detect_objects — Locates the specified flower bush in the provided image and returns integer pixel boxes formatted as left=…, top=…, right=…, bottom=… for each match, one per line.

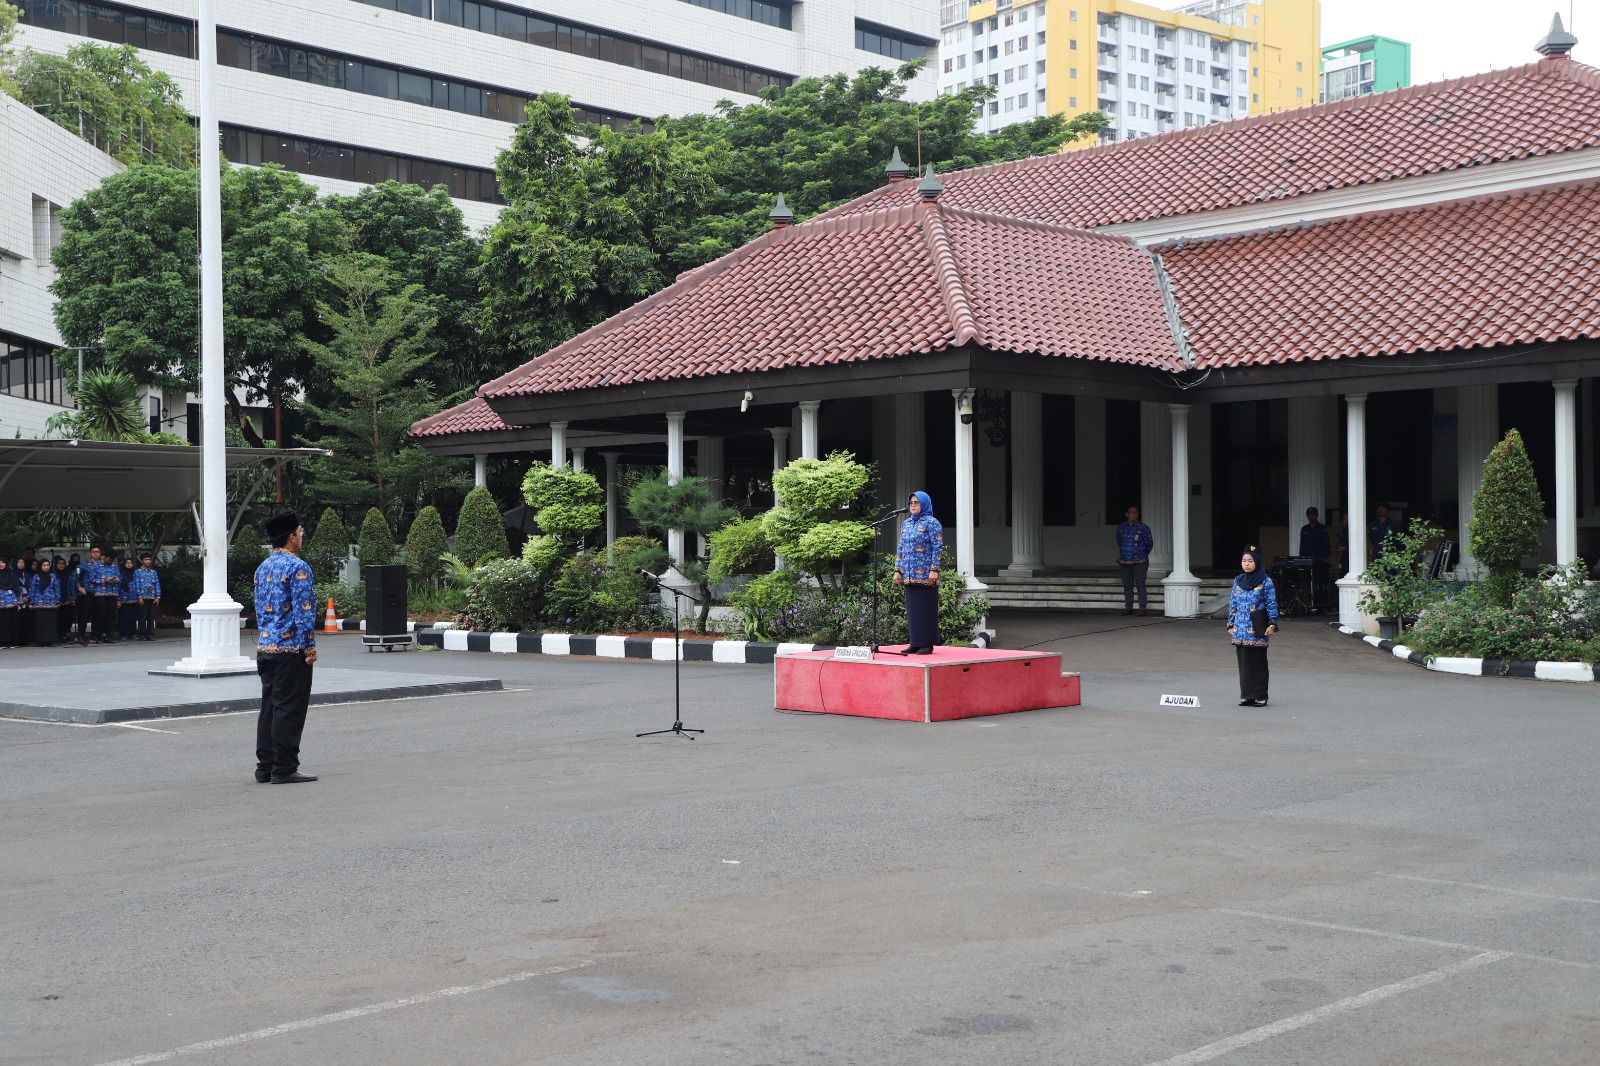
left=1407, top=561, right=1599, bottom=665
left=460, top=539, right=667, bottom=634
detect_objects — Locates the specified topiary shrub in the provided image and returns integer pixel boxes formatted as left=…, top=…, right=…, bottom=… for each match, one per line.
left=707, top=516, right=773, bottom=584
left=1468, top=429, right=1547, bottom=606
left=357, top=507, right=395, bottom=570
left=522, top=461, right=604, bottom=541
left=760, top=452, right=874, bottom=577
left=404, top=505, right=448, bottom=589
left=454, top=485, right=508, bottom=568
left=302, top=507, right=351, bottom=582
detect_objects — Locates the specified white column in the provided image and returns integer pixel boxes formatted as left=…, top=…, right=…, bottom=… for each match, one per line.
left=1139, top=400, right=1173, bottom=576
left=167, top=0, right=252, bottom=676
left=696, top=436, right=725, bottom=558
left=893, top=392, right=926, bottom=506
left=665, top=411, right=686, bottom=564
left=601, top=451, right=621, bottom=547
left=798, top=400, right=821, bottom=459
left=1337, top=394, right=1369, bottom=629
left=1162, top=404, right=1201, bottom=617
left=549, top=421, right=568, bottom=470
left=1456, top=384, right=1498, bottom=575
left=473, top=453, right=487, bottom=488
left=1287, top=396, right=1327, bottom=548
left=1003, top=391, right=1045, bottom=576
left=952, top=389, right=984, bottom=590
left=1555, top=379, right=1579, bottom=564
left=570, top=447, right=586, bottom=473
left=770, top=427, right=791, bottom=569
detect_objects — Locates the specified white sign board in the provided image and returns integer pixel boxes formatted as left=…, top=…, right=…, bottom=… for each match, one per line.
left=1159, top=694, right=1200, bottom=708
left=833, top=645, right=874, bottom=662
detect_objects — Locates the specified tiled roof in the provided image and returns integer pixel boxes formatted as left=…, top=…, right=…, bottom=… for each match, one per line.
left=476, top=200, right=1184, bottom=401
left=410, top=397, right=511, bottom=439
left=1158, top=180, right=1600, bottom=368
left=817, top=60, right=1600, bottom=230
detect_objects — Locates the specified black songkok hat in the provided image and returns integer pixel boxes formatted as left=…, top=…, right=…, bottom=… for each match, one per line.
left=263, top=512, right=300, bottom=539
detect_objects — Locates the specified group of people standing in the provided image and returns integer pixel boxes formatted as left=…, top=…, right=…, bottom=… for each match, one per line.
left=0, top=548, right=162, bottom=649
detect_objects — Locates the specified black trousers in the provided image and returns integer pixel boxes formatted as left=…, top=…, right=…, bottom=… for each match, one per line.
left=92, top=596, right=117, bottom=641
left=119, top=602, right=138, bottom=638
left=904, top=582, right=939, bottom=649
left=256, top=652, right=314, bottom=778
left=136, top=600, right=157, bottom=638
left=1235, top=643, right=1270, bottom=702
left=1121, top=561, right=1149, bottom=609
left=75, top=594, right=92, bottom=641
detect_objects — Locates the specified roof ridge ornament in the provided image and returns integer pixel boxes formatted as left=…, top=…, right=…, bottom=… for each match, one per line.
left=917, top=163, right=944, bottom=201
left=885, top=146, right=912, bottom=182
left=1536, top=12, right=1578, bottom=59
left=768, top=192, right=795, bottom=228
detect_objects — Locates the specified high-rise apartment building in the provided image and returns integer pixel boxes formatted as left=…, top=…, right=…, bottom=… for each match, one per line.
left=936, top=0, right=1319, bottom=144
left=1321, top=35, right=1411, bottom=102
left=12, top=0, right=939, bottom=231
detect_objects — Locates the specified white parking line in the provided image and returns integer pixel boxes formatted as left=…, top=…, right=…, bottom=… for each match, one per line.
left=110, top=723, right=180, bottom=734
left=1383, top=872, right=1600, bottom=906
left=91, top=960, right=593, bottom=1066
left=1142, top=951, right=1510, bottom=1066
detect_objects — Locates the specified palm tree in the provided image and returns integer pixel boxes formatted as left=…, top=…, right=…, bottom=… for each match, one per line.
left=64, top=370, right=145, bottom=442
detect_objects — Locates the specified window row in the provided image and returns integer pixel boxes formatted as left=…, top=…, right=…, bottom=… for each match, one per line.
left=14, top=0, right=194, bottom=58
left=855, top=21, right=929, bottom=62
left=678, top=0, right=792, bottom=30
left=216, top=31, right=647, bottom=133
left=221, top=126, right=503, bottom=204
left=0, top=333, right=68, bottom=408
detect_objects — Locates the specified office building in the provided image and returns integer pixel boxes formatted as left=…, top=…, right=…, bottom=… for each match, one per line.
left=1322, top=35, right=1411, bottom=102
left=936, top=0, right=1319, bottom=143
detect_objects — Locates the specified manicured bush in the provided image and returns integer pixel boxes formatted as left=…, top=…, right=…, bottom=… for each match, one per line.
left=1409, top=562, right=1599, bottom=665
left=404, top=505, right=448, bottom=588
left=522, top=461, right=603, bottom=540
left=462, top=558, right=548, bottom=633
left=1469, top=429, right=1546, bottom=606
left=302, top=507, right=351, bottom=582
left=357, top=507, right=395, bottom=569
left=760, top=452, right=873, bottom=576
left=312, top=580, right=365, bottom=620
left=706, top=516, right=772, bottom=583
left=454, top=486, right=508, bottom=567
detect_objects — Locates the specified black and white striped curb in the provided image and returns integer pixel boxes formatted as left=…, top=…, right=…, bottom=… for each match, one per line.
left=416, top=628, right=830, bottom=664
left=1331, top=623, right=1599, bottom=683
left=318, top=619, right=440, bottom=633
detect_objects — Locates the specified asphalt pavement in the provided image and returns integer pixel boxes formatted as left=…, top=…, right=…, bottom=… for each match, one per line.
left=2, top=613, right=1596, bottom=1065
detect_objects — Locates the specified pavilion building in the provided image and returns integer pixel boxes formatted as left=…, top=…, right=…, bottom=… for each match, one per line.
left=414, top=16, right=1600, bottom=629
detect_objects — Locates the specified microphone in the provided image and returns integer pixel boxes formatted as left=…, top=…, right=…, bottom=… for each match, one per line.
left=886, top=506, right=908, bottom=515
left=636, top=567, right=658, bottom=579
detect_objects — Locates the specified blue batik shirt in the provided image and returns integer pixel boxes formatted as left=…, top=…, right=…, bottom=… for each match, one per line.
left=133, top=568, right=161, bottom=599
left=87, top=560, right=120, bottom=596
left=1227, top=577, right=1279, bottom=648
left=1116, top=521, right=1154, bottom=564
left=118, top=569, right=140, bottom=604
left=254, top=550, right=317, bottom=653
left=895, top=514, right=944, bottom=584
left=29, top=572, right=62, bottom=608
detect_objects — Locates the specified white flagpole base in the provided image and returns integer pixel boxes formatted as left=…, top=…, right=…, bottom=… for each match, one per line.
left=156, top=595, right=257, bottom=677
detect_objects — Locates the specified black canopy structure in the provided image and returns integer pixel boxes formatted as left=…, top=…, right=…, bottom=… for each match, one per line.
left=0, top=439, right=329, bottom=538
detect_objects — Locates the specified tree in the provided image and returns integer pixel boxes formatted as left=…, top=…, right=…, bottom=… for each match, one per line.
left=321, top=182, right=486, bottom=397
left=302, top=507, right=351, bottom=582
left=454, top=486, right=508, bottom=568
left=9, top=42, right=195, bottom=166
left=521, top=461, right=603, bottom=541
left=299, top=254, right=440, bottom=513
left=0, top=2, right=19, bottom=97
left=1469, top=429, right=1547, bottom=606
left=760, top=452, right=874, bottom=577
left=46, top=370, right=144, bottom=442
left=357, top=507, right=395, bottom=569
left=626, top=472, right=736, bottom=630
left=479, top=94, right=719, bottom=361
left=51, top=164, right=338, bottom=446
left=404, top=505, right=448, bottom=589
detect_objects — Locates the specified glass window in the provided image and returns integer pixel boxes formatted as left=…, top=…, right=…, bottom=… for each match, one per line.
left=496, top=8, right=526, bottom=41
left=398, top=70, right=432, bottom=105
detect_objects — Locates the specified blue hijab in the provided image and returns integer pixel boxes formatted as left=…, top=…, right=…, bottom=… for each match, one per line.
left=909, top=490, right=932, bottom=518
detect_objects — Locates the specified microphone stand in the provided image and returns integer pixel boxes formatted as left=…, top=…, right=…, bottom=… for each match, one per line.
left=635, top=570, right=704, bottom=739
left=866, top=509, right=907, bottom=657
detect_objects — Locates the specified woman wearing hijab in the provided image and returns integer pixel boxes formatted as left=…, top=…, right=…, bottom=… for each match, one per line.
left=59, top=553, right=81, bottom=643
left=29, top=555, right=64, bottom=648
left=0, top=557, right=22, bottom=649
left=118, top=555, right=140, bottom=638
left=1227, top=547, right=1279, bottom=706
left=892, top=491, right=944, bottom=655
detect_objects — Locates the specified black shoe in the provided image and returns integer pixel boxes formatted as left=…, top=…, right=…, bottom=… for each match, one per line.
left=911, top=646, right=934, bottom=655
left=269, top=772, right=318, bottom=783
left=1253, top=699, right=1268, bottom=707
left=1239, top=699, right=1253, bottom=706
left=254, top=773, right=271, bottom=783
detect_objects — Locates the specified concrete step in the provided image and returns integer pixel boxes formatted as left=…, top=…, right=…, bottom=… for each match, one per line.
left=982, top=575, right=1233, bottom=611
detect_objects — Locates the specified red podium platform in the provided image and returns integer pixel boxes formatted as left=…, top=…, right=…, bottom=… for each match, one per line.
left=774, top=645, right=1081, bottom=722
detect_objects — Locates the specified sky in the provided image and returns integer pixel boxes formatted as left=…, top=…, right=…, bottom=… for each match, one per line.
left=1320, top=0, right=1599, bottom=82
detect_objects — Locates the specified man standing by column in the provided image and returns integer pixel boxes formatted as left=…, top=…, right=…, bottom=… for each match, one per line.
left=1116, top=504, right=1154, bottom=616
left=254, top=513, right=318, bottom=784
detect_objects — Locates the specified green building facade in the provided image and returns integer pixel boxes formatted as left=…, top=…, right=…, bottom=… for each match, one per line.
left=1321, top=35, right=1412, bottom=101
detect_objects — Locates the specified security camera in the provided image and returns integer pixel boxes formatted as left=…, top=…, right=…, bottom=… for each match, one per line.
left=740, top=390, right=753, bottom=413
left=960, top=412, right=975, bottom=425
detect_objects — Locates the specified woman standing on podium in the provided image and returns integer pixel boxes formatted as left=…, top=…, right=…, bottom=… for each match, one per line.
left=1227, top=547, right=1279, bottom=706
left=892, top=491, right=943, bottom=655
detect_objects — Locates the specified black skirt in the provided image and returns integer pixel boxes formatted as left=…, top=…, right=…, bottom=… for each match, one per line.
left=905, top=582, right=939, bottom=650
left=0, top=606, right=17, bottom=646
left=33, top=607, right=58, bottom=646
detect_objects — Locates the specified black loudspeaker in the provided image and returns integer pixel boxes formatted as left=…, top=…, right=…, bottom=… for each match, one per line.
left=364, top=565, right=409, bottom=637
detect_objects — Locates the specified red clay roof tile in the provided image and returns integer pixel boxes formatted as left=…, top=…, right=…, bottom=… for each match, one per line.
left=411, top=397, right=510, bottom=439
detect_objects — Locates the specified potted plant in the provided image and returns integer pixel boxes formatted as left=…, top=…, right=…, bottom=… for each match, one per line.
left=1359, top=518, right=1442, bottom=638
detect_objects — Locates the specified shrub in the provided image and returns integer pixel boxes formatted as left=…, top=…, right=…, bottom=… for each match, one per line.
left=357, top=507, right=395, bottom=569
left=608, top=534, right=663, bottom=570
left=404, top=505, right=448, bottom=588
left=228, top=534, right=266, bottom=612
left=728, top=569, right=803, bottom=643
left=521, top=533, right=567, bottom=571
left=156, top=546, right=202, bottom=615
left=706, top=516, right=772, bottom=583
left=454, top=485, right=508, bottom=567
left=303, top=507, right=351, bottom=582
left=1409, top=561, right=1599, bottom=665
left=312, top=580, right=365, bottom=620
left=523, top=461, right=603, bottom=540
left=760, top=452, right=874, bottom=576
left=1358, top=518, right=1442, bottom=633
left=1469, top=429, right=1546, bottom=606
left=462, top=558, right=548, bottom=632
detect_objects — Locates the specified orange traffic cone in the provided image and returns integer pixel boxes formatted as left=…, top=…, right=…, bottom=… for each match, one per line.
left=324, top=597, right=338, bottom=633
